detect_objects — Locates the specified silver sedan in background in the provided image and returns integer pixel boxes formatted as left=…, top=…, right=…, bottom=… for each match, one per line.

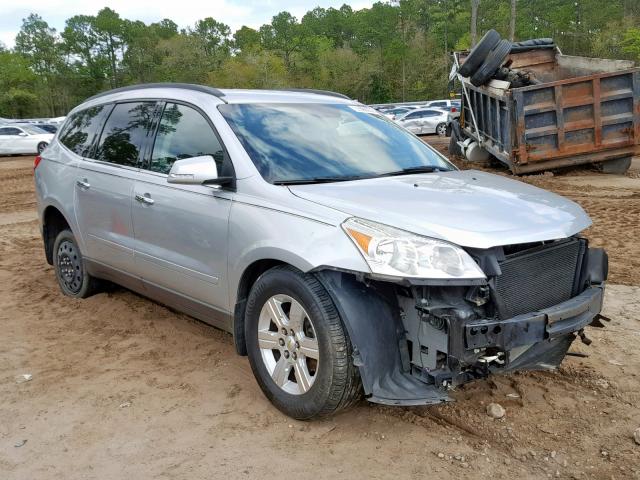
left=394, top=107, right=449, bottom=136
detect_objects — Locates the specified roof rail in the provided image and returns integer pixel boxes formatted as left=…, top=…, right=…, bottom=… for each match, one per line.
left=85, top=83, right=226, bottom=103
left=278, top=88, right=351, bottom=100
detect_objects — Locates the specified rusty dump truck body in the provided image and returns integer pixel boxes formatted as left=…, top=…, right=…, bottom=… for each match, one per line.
left=457, top=48, right=640, bottom=173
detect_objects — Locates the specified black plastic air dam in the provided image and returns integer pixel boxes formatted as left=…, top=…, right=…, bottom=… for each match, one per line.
left=315, top=270, right=449, bottom=406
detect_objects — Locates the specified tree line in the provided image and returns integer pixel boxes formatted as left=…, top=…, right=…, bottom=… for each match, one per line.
left=1, top=0, right=639, bottom=118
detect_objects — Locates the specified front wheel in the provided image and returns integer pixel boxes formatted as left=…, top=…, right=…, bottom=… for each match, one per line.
left=245, top=266, right=361, bottom=419
left=436, top=122, right=448, bottom=137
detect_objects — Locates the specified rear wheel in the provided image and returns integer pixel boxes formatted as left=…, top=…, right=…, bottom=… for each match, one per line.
left=245, top=266, right=361, bottom=419
left=436, top=122, right=448, bottom=137
left=449, top=121, right=463, bottom=157
left=37, top=142, right=48, bottom=154
left=599, top=157, right=631, bottom=174
left=53, top=229, right=99, bottom=298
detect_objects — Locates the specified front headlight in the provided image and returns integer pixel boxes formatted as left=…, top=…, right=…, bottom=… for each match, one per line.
left=342, top=217, right=486, bottom=280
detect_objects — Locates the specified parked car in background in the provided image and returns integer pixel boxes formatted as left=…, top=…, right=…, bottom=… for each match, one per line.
left=424, top=99, right=461, bottom=117
left=0, top=124, right=54, bottom=155
left=35, top=124, right=58, bottom=134
left=11, top=122, right=58, bottom=134
left=35, top=84, right=607, bottom=420
left=394, top=107, right=449, bottom=135
left=381, top=106, right=418, bottom=119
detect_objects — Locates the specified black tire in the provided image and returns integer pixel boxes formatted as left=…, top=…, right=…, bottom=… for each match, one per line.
left=52, top=229, right=99, bottom=298
left=449, top=121, right=463, bottom=157
left=599, top=156, right=631, bottom=174
left=245, top=265, right=361, bottom=419
left=458, top=29, right=501, bottom=77
left=436, top=122, right=448, bottom=137
left=470, top=39, right=512, bottom=87
left=37, top=142, right=48, bottom=154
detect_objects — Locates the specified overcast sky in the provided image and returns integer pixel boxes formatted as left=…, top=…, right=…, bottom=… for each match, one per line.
left=1, top=0, right=374, bottom=48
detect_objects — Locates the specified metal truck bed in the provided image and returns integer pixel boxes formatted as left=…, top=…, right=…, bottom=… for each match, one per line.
left=457, top=48, right=640, bottom=173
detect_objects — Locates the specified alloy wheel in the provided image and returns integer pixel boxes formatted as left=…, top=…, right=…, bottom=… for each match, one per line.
left=257, top=294, right=319, bottom=395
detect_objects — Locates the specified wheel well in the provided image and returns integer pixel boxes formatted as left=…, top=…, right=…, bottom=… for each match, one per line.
left=43, top=206, right=70, bottom=265
left=233, top=259, right=285, bottom=356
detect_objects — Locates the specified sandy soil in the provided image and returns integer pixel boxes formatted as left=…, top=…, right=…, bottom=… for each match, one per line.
left=1, top=152, right=639, bottom=479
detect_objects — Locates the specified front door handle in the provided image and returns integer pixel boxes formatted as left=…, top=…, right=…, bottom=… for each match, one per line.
left=135, top=193, right=155, bottom=205
left=76, top=179, right=90, bottom=189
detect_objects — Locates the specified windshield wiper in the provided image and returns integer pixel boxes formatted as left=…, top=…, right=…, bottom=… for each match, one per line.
left=376, top=165, right=450, bottom=177
left=274, top=175, right=367, bottom=185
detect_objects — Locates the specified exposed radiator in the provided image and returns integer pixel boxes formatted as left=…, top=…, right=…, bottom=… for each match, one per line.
left=494, top=239, right=583, bottom=319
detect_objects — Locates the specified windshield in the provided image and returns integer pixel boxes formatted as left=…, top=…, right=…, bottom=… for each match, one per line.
left=218, top=103, right=454, bottom=184
left=20, top=125, right=48, bottom=135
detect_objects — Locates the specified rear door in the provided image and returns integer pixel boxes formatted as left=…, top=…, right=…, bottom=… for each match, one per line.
left=421, top=110, right=443, bottom=133
left=131, top=101, right=233, bottom=316
left=74, top=101, right=158, bottom=272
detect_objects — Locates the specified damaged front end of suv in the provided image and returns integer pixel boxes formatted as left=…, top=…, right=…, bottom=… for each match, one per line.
left=315, top=218, right=608, bottom=406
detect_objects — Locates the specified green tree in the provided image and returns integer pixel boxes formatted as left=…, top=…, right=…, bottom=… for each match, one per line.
left=260, top=12, right=304, bottom=69
left=233, top=26, right=261, bottom=53
left=93, top=7, right=126, bottom=87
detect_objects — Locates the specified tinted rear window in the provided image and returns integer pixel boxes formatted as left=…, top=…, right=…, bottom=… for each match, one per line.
left=95, top=102, right=156, bottom=166
left=59, top=106, right=107, bottom=156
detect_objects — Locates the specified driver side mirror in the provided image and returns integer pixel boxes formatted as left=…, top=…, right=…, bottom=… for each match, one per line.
left=167, top=155, right=232, bottom=187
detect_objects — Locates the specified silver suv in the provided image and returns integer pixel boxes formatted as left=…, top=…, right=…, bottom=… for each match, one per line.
left=35, top=84, right=608, bottom=419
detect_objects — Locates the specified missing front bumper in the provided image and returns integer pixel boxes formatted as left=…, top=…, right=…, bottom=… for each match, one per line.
left=315, top=245, right=607, bottom=407
left=463, top=286, right=603, bottom=353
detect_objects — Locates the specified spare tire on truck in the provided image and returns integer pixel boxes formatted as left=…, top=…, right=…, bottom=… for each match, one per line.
left=470, top=39, right=513, bottom=87
left=458, top=29, right=501, bottom=77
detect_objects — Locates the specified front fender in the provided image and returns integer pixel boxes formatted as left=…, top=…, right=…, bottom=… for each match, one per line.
left=227, top=200, right=370, bottom=308
left=315, top=270, right=450, bottom=406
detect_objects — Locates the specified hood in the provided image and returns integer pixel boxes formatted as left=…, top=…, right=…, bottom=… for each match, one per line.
left=288, top=170, right=591, bottom=249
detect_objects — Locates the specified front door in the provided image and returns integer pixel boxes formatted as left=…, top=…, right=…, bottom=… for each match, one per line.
left=0, top=126, right=24, bottom=154
left=131, top=102, right=233, bottom=317
left=400, top=112, right=424, bottom=134
left=75, top=101, right=158, bottom=271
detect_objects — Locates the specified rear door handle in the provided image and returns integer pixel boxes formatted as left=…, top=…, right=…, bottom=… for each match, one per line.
left=135, top=193, right=155, bottom=205
left=76, top=179, right=90, bottom=189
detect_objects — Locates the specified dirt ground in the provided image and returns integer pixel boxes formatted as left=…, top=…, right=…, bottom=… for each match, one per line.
left=1, top=148, right=639, bottom=479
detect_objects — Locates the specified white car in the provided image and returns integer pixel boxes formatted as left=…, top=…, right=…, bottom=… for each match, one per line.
left=394, top=107, right=449, bottom=136
left=0, top=125, right=54, bottom=155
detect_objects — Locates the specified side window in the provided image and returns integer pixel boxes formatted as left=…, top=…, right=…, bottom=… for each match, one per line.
left=148, top=103, right=227, bottom=175
left=423, top=110, right=439, bottom=117
left=95, top=102, right=156, bottom=166
left=0, top=127, right=22, bottom=135
left=405, top=111, right=421, bottom=119
left=430, top=101, right=447, bottom=108
left=59, top=105, right=107, bottom=157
